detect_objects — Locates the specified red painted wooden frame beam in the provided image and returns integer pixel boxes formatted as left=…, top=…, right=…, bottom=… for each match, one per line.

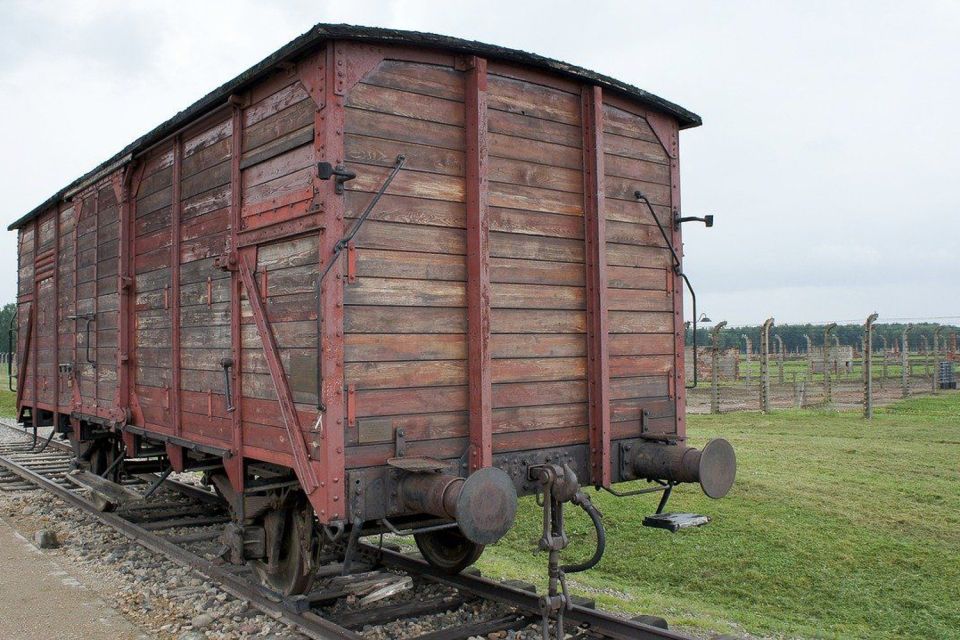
left=238, top=248, right=321, bottom=495
left=463, top=56, right=493, bottom=472
left=582, top=85, right=612, bottom=486
left=313, top=40, right=349, bottom=522
left=114, top=163, right=143, bottom=424
left=225, top=105, right=245, bottom=491
left=167, top=137, right=185, bottom=471
left=71, top=199, right=84, bottom=413
left=52, top=205, right=61, bottom=429
left=31, top=218, right=40, bottom=417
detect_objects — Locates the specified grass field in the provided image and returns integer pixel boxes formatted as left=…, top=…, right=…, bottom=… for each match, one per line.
left=1, top=378, right=955, bottom=638
left=478, top=393, right=960, bottom=639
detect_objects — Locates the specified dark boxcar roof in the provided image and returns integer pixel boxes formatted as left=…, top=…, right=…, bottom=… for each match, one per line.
left=8, top=23, right=701, bottom=231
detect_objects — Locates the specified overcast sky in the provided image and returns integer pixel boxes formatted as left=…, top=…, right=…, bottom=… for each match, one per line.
left=1, top=1, right=957, bottom=326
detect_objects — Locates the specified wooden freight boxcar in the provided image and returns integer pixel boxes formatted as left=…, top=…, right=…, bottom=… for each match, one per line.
left=9, top=24, right=735, bottom=594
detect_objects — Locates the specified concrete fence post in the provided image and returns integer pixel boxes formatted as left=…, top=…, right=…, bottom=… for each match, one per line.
left=823, top=323, right=837, bottom=405
left=921, top=335, right=930, bottom=378
left=864, top=313, right=878, bottom=419
left=741, top=334, right=752, bottom=386
left=901, top=325, right=912, bottom=398
left=804, top=334, right=813, bottom=377
left=710, top=321, right=727, bottom=414
left=932, top=326, right=942, bottom=394
left=879, top=334, right=888, bottom=385
left=761, top=318, right=774, bottom=413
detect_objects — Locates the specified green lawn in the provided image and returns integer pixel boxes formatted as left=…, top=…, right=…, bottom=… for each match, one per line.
left=0, top=374, right=16, bottom=417
left=478, top=393, right=960, bottom=639
left=3, top=371, right=955, bottom=638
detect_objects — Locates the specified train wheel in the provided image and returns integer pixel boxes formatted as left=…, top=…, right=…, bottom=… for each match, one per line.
left=414, top=528, right=484, bottom=574
left=252, top=501, right=317, bottom=596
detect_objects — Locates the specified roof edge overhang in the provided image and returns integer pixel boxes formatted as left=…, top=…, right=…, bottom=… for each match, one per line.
left=8, top=23, right=701, bottom=231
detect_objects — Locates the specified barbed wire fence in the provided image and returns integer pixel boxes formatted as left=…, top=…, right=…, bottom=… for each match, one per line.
left=687, top=314, right=960, bottom=417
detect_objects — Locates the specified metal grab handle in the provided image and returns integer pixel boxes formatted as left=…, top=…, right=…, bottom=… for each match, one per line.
left=634, top=191, right=702, bottom=389
left=219, top=357, right=235, bottom=412
left=68, top=314, right=97, bottom=367
left=7, top=313, right=16, bottom=392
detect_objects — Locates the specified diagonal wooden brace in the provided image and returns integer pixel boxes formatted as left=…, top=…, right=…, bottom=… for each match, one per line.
left=238, top=248, right=320, bottom=494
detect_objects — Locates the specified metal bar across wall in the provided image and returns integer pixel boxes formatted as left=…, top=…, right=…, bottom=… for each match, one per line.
left=581, top=85, right=612, bottom=487
left=463, top=56, right=492, bottom=472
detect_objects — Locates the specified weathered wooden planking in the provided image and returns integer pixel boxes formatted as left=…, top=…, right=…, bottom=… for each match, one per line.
left=491, top=309, right=585, bottom=334
left=491, top=283, right=584, bottom=310
left=601, top=103, right=660, bottom=142
left=489, top=132, right=582, bottom=171
left=609, top=355, right=673, bottom=378
left=345, top=192, right=465, bottom=228
left=606, top=242, right=672, bottom=269
left=608, top=333, right=674, bottom=356
left=243, top=98, right=314, bottom=153
left=245, top=80, right=310, bottom=128
left=345, top=334, right=466, bottom=362
left=489, top=181, right=582, bottom=215
left=603, top=132, right=669, bottom=164
left=242, top=143, right=313, bottom=189
left=606, top=289, right=673, bottom=312
left=607, top=265, right=668, bottom=291
left=606, top=175, right=670, bottom=206
left=603, top=153, right=671, bottom=184
left=488, top=109, right=581, bottom=148
left=490, top=333, right=585, bottom=359
left=348, top=166, right=465, bottom=204
left=608, top=311, right=673, bottom=334
left=344, top=307, right=467, bottom=334
left=491, top=357, right=586, bottom=384
left=353, top=221, right=465, bottom=255
left=354, top=385, right=467, bottom=418
left=344, top=277, right=465, bottom=307
left=487, top=73, right=580, bottom=126
left=345, top=108, right=465, bottom=151
left=346, top=360, right=467, bottom=390
left=348, top=81, right=465, bottom=127
left=490, top=256, right=584, bottom=286
left=241, top=321, right=316, bottom=349
left=356, top=248, right=465, bottom=282
left=346, top=134, right=465, bottom=177
left=488, top=156, right=582, bottom=194
left=493, top=403, right=587, bottom=433
left=362, top=60, right=465, bottom=101
left=350, top=411, right=467, bottom=445
left=610, top=397, right=674, bottom=423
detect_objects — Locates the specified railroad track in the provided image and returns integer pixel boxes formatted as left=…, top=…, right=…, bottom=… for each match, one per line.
left=0, top=423, right=691, bottom=640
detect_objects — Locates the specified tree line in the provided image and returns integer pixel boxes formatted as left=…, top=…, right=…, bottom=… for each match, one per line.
left=686, top=321, right=960, bottom=353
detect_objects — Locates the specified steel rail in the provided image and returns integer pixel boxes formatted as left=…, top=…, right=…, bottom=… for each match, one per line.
left=0, top=445, right=360, bottom=640
left=0, top=422, right=693, bottom=639
left=366, top=545, right=693, bottom=640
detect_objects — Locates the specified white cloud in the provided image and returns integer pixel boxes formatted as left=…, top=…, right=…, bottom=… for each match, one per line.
left=1, top=0, right=958, bottom=324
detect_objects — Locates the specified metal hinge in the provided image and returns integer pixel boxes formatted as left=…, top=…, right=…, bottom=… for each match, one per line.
left=317, top=162, right=357, bottom=194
